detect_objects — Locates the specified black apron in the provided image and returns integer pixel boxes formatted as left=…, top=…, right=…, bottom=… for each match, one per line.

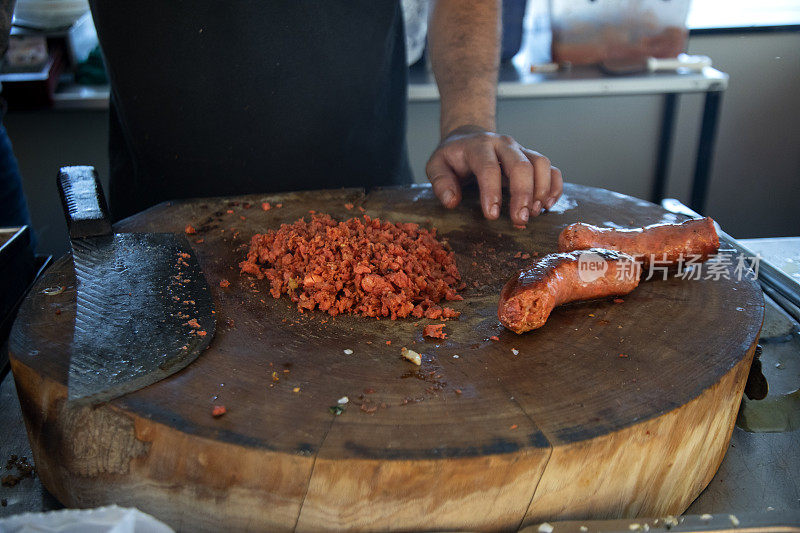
left=90, top=1, right=412, bottom=221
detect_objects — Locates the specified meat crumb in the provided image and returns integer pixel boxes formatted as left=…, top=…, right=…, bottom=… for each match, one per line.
left=187, top=318, right=201, bottom=329
left=344, top=203, right=354, bottom=210
left=489, top=335, right=500, bottom=341
left=261, top=202, right=271, bottom=211
left=185, top=224, right=196, bottom=234
left=3, top=455, right=35, bottom=483
left=423, top=323, right=447, bottom=339
left=360, top=403, right=378, bottom=414
left=219, top=279, right=230, bottom=288
left=212, top=405, right=226, bottom=417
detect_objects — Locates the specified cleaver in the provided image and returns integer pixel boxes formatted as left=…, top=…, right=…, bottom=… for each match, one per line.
left=57, top=166, right=215, bottom=405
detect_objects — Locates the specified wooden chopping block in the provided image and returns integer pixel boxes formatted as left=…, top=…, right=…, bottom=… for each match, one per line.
left=8, top=184, right=763, bottom=531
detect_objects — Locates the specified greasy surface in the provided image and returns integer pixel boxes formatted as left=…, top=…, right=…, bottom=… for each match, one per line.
left=558, top=217, right=720, bottom=266
left=8, top=184, right=765, bottom=531
left=498, top=248, right=640, bottom=333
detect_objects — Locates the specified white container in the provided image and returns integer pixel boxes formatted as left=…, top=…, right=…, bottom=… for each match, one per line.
left=550, top=0, right=691, bottom=66
left=14, top=0, right=89, bottom=30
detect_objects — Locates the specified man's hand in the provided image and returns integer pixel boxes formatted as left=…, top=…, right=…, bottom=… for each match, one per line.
left=426, top=125, right=563, bottom=226
left=427, top=0, right=562, bottom=226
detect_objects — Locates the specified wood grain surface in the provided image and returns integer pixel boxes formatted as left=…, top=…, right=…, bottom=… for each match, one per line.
left=8, top=184, right=764, bottom=531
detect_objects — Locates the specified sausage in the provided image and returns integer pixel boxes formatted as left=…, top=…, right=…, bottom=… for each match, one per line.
left=558, top=218, right=719, bottom=267
left=498, top=248, right=641, bottom=334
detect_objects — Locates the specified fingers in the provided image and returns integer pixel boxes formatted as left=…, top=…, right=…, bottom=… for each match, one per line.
left=426, top=129, right=564, bottom=224
left=494, top=140, right=534, bottom=225
left=521, top=149, right=552, bottom=217
left=465, top=142, right=502, bottom=220
left=546, top=166, right=564, bottom=210
left=426, top=152, right=462, bottom=209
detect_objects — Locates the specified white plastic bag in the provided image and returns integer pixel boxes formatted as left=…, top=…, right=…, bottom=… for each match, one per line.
left=0, top=505, right=173, bottom=533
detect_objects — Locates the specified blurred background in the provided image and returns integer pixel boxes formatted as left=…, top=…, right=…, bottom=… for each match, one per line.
left=1, top=0, right=798, bottom=258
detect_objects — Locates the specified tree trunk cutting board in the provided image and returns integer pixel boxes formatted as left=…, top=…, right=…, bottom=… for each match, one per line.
left=9, top=184, right=764, bottom=532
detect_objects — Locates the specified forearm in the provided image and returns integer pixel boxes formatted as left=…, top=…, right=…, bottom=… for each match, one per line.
left=425, top=0, right=562, bottom=225
left=428, top=0, right=500, bottom=139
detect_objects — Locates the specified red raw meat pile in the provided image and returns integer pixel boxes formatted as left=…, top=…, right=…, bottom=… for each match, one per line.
left=240, top=213, right=463, bottom=319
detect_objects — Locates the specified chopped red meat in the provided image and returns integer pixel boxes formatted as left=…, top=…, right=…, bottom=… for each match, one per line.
left=423, top=323, right=447, bottom=339
left=240, top=213, right=462, bottom=319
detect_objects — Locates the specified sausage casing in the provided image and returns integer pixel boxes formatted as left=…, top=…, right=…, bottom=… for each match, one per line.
left=557, top=218, right=719, bottom=267
left=498, top=248, right=641, bottom=334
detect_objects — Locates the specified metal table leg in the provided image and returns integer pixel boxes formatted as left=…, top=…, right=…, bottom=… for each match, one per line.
left=690, top=90, right=724, bottom=213
left=651, top=92, right=679, bottom=203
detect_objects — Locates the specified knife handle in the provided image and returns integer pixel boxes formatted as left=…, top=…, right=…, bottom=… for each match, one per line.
left=57, top=166, right=113, bottom=239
